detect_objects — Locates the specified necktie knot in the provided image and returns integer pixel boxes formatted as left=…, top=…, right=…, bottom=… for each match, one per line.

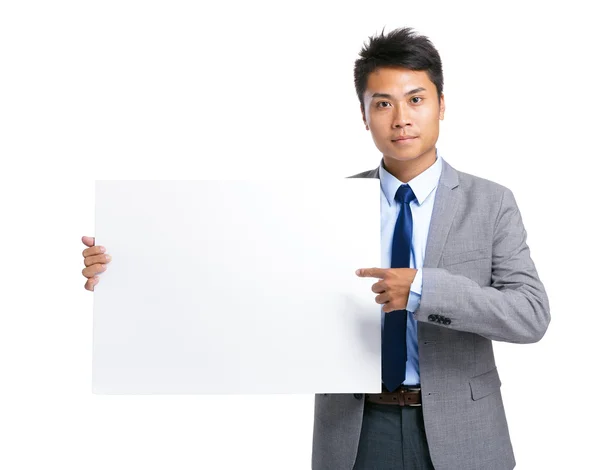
left=395, top=184, right=416, bottom=205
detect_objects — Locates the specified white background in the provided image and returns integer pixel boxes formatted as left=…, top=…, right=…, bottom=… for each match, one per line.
left=1, top=1, right=598, bottom=469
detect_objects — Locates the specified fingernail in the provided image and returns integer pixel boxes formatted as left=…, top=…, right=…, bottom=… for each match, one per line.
left=106, top=255, right=112, bottom=261
left=355, top=269, right=360, bottom=275
left=100, top=247, right=106, bottom=253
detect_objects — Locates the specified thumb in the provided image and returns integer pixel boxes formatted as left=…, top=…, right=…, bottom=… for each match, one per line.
left=82, top=235, right=95, bottom=247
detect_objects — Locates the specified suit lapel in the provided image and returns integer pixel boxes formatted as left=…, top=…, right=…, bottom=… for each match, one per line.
left=369, top=158, right=460, bottom=268
left=423, top=160, right=460, bottom=268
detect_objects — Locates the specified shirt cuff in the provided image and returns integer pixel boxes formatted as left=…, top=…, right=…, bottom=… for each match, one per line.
left=406, top=269, right=423, bottom=313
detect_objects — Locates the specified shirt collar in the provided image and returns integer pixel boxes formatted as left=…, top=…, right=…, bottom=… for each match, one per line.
left=379, top=149, right=444, bottom=207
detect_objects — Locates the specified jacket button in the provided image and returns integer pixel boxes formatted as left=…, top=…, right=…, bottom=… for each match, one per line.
left=354, top=393, right=363, bottom=400
left=443, top=318, right=451, bottom=325
left=428, top=314, right=436, bottom=322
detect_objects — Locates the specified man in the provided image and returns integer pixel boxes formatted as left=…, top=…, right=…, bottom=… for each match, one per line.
left=81, top=26, right=550, bottom=470
left=310, top=27, right=550, bottom=469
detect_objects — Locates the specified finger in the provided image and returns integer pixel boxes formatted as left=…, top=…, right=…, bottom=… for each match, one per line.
left=83, top=253, right=111, bottom=267
left=375, top=292, right=390, bottom=305
left=371, top=280, right=386, bottom=294
left=82, top=236, right=96, bottom=247
left=82, top=245, right=106, bottom=258
left=356, top=267, right=386, bottom=279
left=82, top=263, right=108, bottom=278
left=84, top=276, right=100, bottom=291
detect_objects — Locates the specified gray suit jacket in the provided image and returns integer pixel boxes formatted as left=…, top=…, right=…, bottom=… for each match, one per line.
left=311, top=158, right=551, bottom=470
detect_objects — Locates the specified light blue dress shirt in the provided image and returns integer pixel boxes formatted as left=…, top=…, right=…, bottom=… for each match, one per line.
left=379, top=150, right=443, bottom=385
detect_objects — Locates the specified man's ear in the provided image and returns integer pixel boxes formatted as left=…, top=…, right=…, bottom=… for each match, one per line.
left=439, top=93, right=445, bottom=120
left=361, top=104, right=369, bottom=130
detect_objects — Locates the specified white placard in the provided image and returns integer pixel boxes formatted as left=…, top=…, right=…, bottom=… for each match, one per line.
left=93, top=179, right=381, bottom=394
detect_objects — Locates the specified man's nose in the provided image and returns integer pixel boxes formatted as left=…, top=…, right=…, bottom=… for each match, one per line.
left=392, top=103, right=412, bottom=128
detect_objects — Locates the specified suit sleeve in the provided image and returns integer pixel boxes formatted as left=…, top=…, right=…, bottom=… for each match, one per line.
left=414, top=188, right=551, bottom=343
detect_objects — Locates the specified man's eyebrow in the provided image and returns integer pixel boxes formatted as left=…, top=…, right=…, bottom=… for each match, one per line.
left=371, top=87, right=427, bottom=99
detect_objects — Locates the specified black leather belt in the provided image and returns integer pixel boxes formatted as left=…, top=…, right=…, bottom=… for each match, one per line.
left=365, top=385, right=422, bottom=406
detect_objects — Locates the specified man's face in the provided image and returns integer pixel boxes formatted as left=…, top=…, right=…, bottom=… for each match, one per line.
left=361, top=67, right=445, bottom=167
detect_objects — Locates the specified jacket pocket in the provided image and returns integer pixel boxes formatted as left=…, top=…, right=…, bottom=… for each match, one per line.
left=469, top=366, right=502, bottom=400
left=442, top=248, right=488, bottom=266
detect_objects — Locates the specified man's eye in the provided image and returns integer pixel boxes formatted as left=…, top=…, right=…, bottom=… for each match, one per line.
left=376, top=101, right=391, bottom=108
left=411, top=97, right=423, bottom=104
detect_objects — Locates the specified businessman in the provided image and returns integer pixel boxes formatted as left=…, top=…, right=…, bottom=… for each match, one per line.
left=310, top=27, right=550, bottom=469
left=81, top=26, right=551, bottom=470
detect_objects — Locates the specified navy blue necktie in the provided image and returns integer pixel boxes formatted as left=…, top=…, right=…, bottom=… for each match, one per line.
left=382, top=183, right=417, bottom=393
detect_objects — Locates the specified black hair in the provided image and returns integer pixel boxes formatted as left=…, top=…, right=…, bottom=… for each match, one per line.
left=354, top=26, right=444, bottom=109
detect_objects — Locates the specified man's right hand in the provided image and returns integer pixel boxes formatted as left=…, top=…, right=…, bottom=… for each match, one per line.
left=81, top=235, right=112, bottom=291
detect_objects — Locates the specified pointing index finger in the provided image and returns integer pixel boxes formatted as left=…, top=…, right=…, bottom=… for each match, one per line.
left=355, top=267, right=386, bottom=278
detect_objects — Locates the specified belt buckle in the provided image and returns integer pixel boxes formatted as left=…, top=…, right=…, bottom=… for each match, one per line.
left=401, top=386, right=422, bottom=407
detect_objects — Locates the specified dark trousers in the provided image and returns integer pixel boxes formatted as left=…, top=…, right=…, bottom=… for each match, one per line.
left=353, top=401, right=435, bottom=469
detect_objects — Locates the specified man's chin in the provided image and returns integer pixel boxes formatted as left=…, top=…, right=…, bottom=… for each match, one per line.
left=385, top=152, right=422, bottom=163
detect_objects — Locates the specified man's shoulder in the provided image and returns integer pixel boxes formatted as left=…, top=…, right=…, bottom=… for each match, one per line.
left=454, top=167, right=512, bottom=199
left=344, top=162, right=514, bottom=200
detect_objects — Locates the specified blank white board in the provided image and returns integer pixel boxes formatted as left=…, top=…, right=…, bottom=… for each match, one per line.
left=93, top=179, right=381, bottom=394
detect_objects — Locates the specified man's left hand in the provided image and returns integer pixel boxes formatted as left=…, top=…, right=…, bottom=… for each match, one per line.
left=355, top=267, right=418, bottom=313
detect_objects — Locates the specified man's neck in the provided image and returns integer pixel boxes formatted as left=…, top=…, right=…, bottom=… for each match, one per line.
left=382, top=150, right=437, bottom=183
